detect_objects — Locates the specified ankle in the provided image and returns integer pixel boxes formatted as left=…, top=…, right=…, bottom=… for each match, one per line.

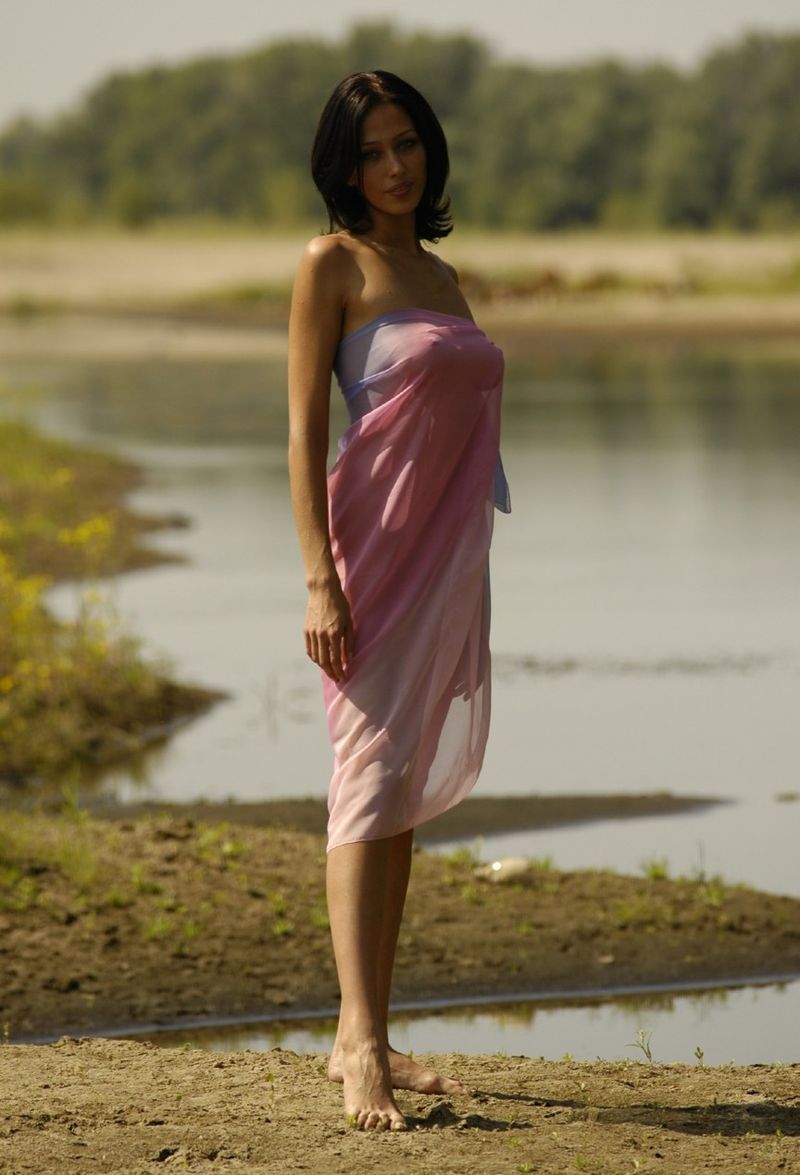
left=335, top=1014, right=386, bottom=1050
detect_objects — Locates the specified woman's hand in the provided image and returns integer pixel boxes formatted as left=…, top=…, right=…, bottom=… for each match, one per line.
left=304, top=578, right=354, bottom=682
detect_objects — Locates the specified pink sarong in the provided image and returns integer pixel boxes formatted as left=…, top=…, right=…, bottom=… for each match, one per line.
left=323, top=307, right=509, bottom=851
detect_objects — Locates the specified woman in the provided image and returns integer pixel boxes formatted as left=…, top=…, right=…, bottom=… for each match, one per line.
left=287, top=69, right=510, bottom=1132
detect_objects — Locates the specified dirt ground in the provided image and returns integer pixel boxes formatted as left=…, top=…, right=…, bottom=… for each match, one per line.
left=2, top=811, right=800, bottom=1045
left=1, top=1037, right=798, bottom=1173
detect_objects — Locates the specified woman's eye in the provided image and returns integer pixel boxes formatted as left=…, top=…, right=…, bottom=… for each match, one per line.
left=360, top=150, right=379, bottom=161
left=400, top=138, right=417, bottom=150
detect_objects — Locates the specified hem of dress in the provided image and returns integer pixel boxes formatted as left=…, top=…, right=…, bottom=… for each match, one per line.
left=325, top=787, right=479, bottom=854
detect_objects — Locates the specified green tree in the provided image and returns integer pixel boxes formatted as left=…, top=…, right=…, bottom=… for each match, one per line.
left=107, top=170, right=157, bottom=227
left=0, top=22, right=797, bottom=232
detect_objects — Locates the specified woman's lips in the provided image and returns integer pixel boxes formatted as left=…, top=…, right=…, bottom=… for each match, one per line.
left=387, top=182, right=413, bottom=196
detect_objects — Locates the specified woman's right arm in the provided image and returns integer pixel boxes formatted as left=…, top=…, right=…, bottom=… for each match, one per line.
left=287, top=236, right=354, bottom=683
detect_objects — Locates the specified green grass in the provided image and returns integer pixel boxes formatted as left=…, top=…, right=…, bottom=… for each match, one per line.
left=640, top=857, right=670, bottom=881
left=0, top=803, right=107, bottom=912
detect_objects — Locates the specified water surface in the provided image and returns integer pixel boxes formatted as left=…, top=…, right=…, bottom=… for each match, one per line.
left=129, top=977, right=800, bottom=1067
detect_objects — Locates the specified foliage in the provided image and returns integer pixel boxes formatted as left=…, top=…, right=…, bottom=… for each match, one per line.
left=0, top=23, right=798, bottom=230
left=0, top=418, right=212, bottom=782
left=0, top=547, right=176, bottom=781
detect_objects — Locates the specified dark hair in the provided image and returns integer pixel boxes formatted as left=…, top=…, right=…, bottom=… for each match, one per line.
left=311, top=70, right=452, bottom=242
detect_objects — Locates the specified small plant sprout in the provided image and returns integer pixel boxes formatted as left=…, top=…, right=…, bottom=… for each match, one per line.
left=691, top=840, right=708, bottom=883
left=626, top=1028, right=654, bottom=1062
left=640, top=857, right=669, bottom=881
left=694, top=1044, right=705, bottom=1065
left=263, top=1070, right=278, bottom=1120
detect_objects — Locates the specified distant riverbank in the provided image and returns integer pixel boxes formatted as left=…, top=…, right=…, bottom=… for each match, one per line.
left=1, top=228, right=799, bottom=351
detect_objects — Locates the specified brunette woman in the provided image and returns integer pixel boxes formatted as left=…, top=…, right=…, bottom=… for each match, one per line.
left=288, top=69, right=509, bottom=1131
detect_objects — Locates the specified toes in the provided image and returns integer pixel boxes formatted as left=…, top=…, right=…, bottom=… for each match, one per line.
left=350, top=1106, right=399, bottom=1131
left=443, top=1075, right=468, bottom=1094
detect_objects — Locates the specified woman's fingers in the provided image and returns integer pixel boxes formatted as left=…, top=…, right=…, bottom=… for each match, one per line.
left=303, top=589, right=354, bottom=682
left=314, top=628, right=333, bottom=678
left=319, top=646, right=335, bottom=680
left=308, top=628, right=342, bottom=682
left=327, top=625, right=348, bottom=681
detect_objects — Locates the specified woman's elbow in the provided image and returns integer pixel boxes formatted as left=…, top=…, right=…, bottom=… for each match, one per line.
left=288, top=426, right=328, bottom=461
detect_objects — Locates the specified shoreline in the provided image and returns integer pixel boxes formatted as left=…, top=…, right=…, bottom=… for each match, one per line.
left=2, top=297, right=800, bottom=365
left=2, top=811, right=799, bottom=1044
left=16, top=967, right=800, bottom=1048
left=2, top=227, right=800, bottom=358
left=6, top=790, right=726, bottom=843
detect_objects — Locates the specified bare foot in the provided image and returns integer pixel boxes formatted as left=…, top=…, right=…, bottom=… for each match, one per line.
left=336, top=1036, right=407, bottom=1131
left=329, top=1041, right=469, bottom=1096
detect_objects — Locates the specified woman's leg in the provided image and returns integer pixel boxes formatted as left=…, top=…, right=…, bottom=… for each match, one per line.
left=329, top=827, right=467, bottom=1095
left=374, top=827, right=414, bottom=1033
left=325, top=836, right=406, bottom=1130
left=377, top=829, right=468, bottom=1094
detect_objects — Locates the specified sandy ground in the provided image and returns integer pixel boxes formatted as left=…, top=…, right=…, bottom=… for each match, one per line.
left=1, top=1037, right=798, bottom=1173
left=1, top=231, right=800, bottom=362
left=1, top=229, right=798, bottom=303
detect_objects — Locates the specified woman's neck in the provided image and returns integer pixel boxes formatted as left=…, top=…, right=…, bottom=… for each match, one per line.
left=356, top=212, right=420, bottom=256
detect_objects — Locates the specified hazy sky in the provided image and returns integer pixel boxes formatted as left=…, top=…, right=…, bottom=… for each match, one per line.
left=2, top=0, right=799, bottom=129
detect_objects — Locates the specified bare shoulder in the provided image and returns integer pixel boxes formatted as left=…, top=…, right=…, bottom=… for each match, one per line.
left=441, top=257, right=460, bottom=284
left=425, top=250, right=460, bottom=287
left=291, top=234, right=354, bottom=324
left=298, top=232, right=350, bottom=275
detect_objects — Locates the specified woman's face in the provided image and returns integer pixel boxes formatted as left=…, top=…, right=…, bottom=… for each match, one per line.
left=350, top=101, right=427, bottom=218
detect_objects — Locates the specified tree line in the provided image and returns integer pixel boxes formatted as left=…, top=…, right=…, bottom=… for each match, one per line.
left=0, top=21, right=798, bottom=231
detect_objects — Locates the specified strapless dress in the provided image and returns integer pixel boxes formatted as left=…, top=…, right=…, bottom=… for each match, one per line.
left=321, top=306, right=510, bottom=851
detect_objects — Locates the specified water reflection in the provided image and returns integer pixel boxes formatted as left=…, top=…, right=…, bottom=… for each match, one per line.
left=494, top=651, right=779, bottom=677
left=130, top=978, right=800, bottom=1066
